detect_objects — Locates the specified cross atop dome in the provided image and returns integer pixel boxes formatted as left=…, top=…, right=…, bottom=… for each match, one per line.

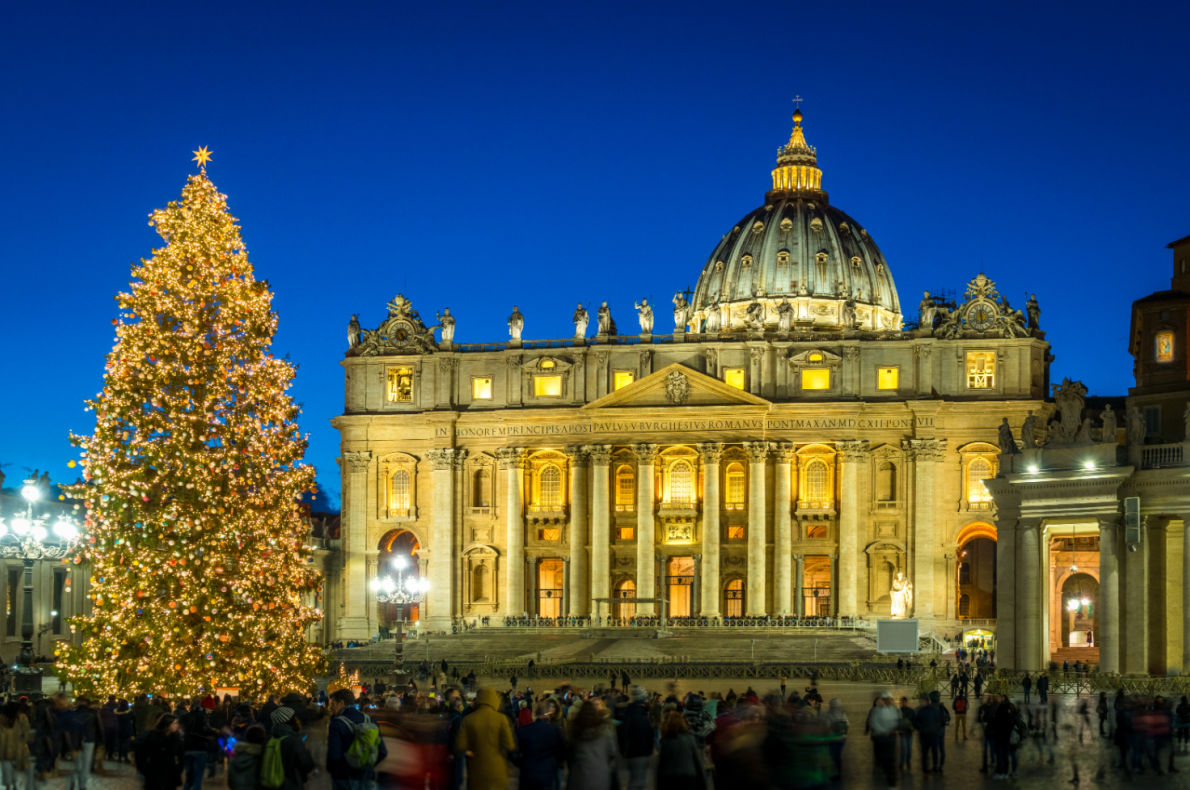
left=770, top=104, right=824, bottom=199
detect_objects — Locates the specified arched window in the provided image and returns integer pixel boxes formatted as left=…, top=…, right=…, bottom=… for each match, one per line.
left=805, top=460, right=829, bottom=506
left=614, top=579, right=636, bottom=620
left=391, top=470, right=411, bottom=516
left=725, top=463, right=746, bottom=510
left=471, top=564, right=489, bottom=602
left=472, top=467, right=490, bottom=507
left=615, top=465, right=635, bottom=511
left=724, top=578, right=745, bottom=618
left=967, top=458, right=993, bottom=505
left=876, top=461, right=897, bottom=502
left=538, top=465, right=562, bottom=509
left=668, top=460, right=694, bottom=505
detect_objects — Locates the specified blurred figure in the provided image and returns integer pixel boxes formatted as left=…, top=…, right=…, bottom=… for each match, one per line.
left=616, top=687, right=654, bottom=790
left=456, top=689, right=515, bottom=790
left=566, top=700, right=617, bottom=790
left=823, top=698, right=849, bottom=780
left=655, top=711, right=705, bottom=790
left=896, top=697, right=915, bottom=774
left=865, top=691, right=900, bottom=789
left=515, top=701, right=565, bottom=790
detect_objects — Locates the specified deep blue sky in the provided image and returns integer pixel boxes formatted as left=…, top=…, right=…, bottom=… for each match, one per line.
left=3, top=1, right=1188, bottom=508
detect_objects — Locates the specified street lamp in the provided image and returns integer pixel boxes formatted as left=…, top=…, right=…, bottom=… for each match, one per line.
left=0, top=479, right=80, bottom=692
left=369, top=555, right=428, bottom=667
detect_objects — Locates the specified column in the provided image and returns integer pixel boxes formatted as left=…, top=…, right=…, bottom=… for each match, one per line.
left=565, top=447, right=589, bottom=617
left=745, top=442, right=769, bottom=616
left=635, top=444, right=659, bottom=615
left=699, top=443, right=723, bottom=617
left=1122, top=516, right=1150, bottom=674
left=830, top=555, right=839, bottom=617
left=772, top=442, right=795, bottom=616
left=426, top=447, right=463, bottom=632
left=995, top=513, right=1017, bottom=669
left=1183, top=515, right=1190, bottom=675
left=339, top=450, right=372, bottom=639
left=837, top=440, right=869, bottom=618
left=908, top=438, right=945, bottom=619
left=795, top=554, right=805, bottom=618
left=1097, top=515, right=1120, bottom=674
left=692, top=553, right=702, bottom=619
left=587, top=446, right=612, bottom=615
left=1017, top=517, right=1042, bottom=671
left=497, top=448, right=526, bottom=618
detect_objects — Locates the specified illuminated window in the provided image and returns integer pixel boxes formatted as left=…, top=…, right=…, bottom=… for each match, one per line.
left=614, top=580, right=636, bottom=619
left=727, top=525, right=745, bottom=540
left=808, top=352, right=823, bottom=362
left=668, top=460, right=694, bottom=505
left=1156, top=331, right=1175, bottom=363
left=614, top=370, right=635, bottom=390
left=724, top=368, right=746, bottom=390
left=390, top=470, right=411, bottom=516
left=724, top=463, right=746, bottom=509
left=471, top=376, right=492, bottom=400
left=386, top=367, right=414, bottom=402
left=806, top=524, right=827, bottom=539
left=540, top=358, right=556, bottom=369
left=804, top=460, right=829, bottom=506
left=537, top=465, right=562, bottom=509
left=966, top=352, right=996, bottom=389
left=877, top=367, right=899, bottom=390
left=615, top=465, right=635, bottom=511
left=802, top=369, right=831, bottom=390
left=618, top=527, right=635, bottom=541
left=533, top=375, right=563, bottom=397
left=538, top=528, right=561, bottom=541
left=725, top=578, right=744, bottom=618
left=966, top=457, right=993, bottom=505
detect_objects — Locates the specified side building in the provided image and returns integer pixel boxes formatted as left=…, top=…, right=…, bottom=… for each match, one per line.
left=333, top=108, right=1051, bottom=639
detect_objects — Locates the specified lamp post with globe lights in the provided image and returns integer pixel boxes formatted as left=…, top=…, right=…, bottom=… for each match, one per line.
left=369, top=555, right=428, bottom=666
left=0, top=479, right=80, bottom=692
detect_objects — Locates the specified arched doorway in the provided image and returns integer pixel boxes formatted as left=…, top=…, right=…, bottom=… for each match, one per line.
left=378, top=530, right=421, bottom=624
left=956, top=522, right=996, bottom=619
left=724, top=578, right=744, bottom=618
left=1060, top=573, right=1099, bottom=648
left=537, top=558, right=564, bottom=618
left=614, top=579, right=636, bottom=621
left=666, top=556, right=695, bottom=617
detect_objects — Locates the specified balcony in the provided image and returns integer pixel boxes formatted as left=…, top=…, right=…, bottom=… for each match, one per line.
left=1141, top=442, right=1186, bottom=469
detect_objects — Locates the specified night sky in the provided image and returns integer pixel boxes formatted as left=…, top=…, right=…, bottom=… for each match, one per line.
left=4, top=1, right=1188, bottom=508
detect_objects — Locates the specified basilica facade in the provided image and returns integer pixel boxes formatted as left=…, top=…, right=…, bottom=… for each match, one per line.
left=332, top=109, right=1051, bottom=639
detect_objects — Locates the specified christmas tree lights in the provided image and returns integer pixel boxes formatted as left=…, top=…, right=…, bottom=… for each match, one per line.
left=61, top=154, right=325, bottom=698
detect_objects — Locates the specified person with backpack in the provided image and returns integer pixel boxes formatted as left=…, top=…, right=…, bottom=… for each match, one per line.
left=259, top=707, right=314, bottom=790
left=326, top=689, right=386, bottom=790
left=227, top=724, right=266, bottom=790
left=952, top=695, right=969, bottom=742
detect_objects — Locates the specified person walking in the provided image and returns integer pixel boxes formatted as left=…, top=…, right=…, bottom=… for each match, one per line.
left=0, top=701, right=32, bottom=790
left=514, top=700, right=566, bottom=790
left=1021, top=673, right=1032, bottom=704
left=327, top=688, right=387, bottom=790
left=866, top=691, right=900, bottom=789
left=897, top=697, right=916, bottom=775
left=135, top=714, right=183, bottom=790
left=914, top=693, right=946, bottom=774
left=181, top=702, right=212, bottom=790
left=457, top=688, right=516, bottom=790
left=70, top=697, right=101, bottom=790
left=617, top=687, right=654, bottom=790
left=952, top=695, right=969, bottom=742
left=1036, top=673, right=1049, bottom=704
left=1098, top=692, right=1111, bottom=738
left=655, top=711, right=706, bottom=790
left=566, top=700, right=618, bottom=790
left=823, top=698, right=849, bottom=780
left=265, top=707, right=315, bottom=790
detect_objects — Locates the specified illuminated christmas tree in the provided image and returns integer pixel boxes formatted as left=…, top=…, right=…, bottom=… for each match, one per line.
left=61, top=148, right=325, bottom=697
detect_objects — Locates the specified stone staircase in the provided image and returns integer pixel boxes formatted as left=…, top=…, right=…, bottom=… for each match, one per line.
left=1050, top=645, right=1098, bottom=667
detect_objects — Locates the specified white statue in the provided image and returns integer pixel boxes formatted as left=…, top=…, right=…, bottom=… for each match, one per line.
left=1101, top=404, right=1117, bottom=442
left=672, top=292, right=690, bottom=331
left=436, top=308, right=455, bottom=344
left=507, top=306, right=524, bottom=341
left=572, top=303, right=589, bottom=338
left=634, top=298, right=654, bottom=334
left=705, top=301, right=722, bottom=333
left=840, top=298, right=857, bottom=329
left=596, top=301, right=616, bottom=335
left=347, top=314, right=361, bottom=348
left=919, top=291, right=936, bottom=332
left=745, top=299, right=764, bottom=330
left=776, top=298, right=794, bottom=333
left=1021, top=410, right=1039, bottom=448
left=890, top=572, right=913, bottom=618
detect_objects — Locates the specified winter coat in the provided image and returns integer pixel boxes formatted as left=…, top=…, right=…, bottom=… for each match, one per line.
left=914, top=703, right=945, bottom=736
left=616, top=702, right=654, bottom=759
left=267, top=722, right=315, bottom=790
left=0, top=715, right=32, bottom=770
left=656, top=732, right=706, bottom=788
left=513, top=719, right=565, bottom=790
left=566, top=725, right=617, bottom=790
left=183, top=709, right=213, bottom=753
left=326, top=706, right=387, bottom=781
left=137, top=730, right=184, bottom=790
left=456, top=688, right=516, bottom=790
left=226, top=741, right=261, bottom=790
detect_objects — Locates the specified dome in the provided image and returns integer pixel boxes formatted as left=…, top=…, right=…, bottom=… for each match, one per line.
left=690, top=110, right=902, bottom=333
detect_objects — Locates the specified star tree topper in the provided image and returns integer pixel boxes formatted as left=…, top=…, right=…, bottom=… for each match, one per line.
left=192, top=146, right=213, bottom=170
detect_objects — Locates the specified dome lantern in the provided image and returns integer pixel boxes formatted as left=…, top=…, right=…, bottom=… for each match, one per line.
left=769, top=107, right=825, bottom=200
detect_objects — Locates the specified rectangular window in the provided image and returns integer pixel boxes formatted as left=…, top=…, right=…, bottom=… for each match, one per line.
left=386, top=367, right=414, bottom=402
left=533, top=375, right=563, bottom=397
left=471, top=376, right=492, bottom=400
left=1145, top=406, right=1161, bottom=437
left=727, top=525, right=745, bottom=540
left=801, top=368, right=831, bottom=390
left=1156, top=331, right=1175, bottom=363
left=723, top=368, right=746, bottom=390
left=876, top=366, right=899, bottom=390
left=613, top=371, right=635, bottom=390
left=966, top=351, right=996, bottom=389
left=538, top=528, right=561, bottom=541
left=618, top=527, right=635, bottom=541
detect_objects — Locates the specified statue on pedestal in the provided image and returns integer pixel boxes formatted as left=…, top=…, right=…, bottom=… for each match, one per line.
left=1021, top=410, right=1038, bottom=448
left=672, top=292, right=690, bottom=332
left=705, top=300, right=722, bottom=333
left=890, top=572, right=913, bottom=619
left=572, top=303, right=589, bottom=338
left=776, top=298, right=794, bottom=333
left=1026, top=293, right=1041, bottom=330
left=1127, top=406, right=1145, bottom=447
left=634, top=298, right=654, bottom=334
left=840, top=298, right=857, bottom=329
left=436, top=308, right=455, bottom=344
left=998, top=417, right=1019, bottom=454
left=1101, top=404, right=1117, bottom=442
left=745, top=299, right=764, bottom=331
left=507, top=306, right=524, bottom=342
left=596, top=302, right=616, bottom=335
left=918, top=291, right=936, bottom=332
left=347, top=314, right=361, bottom=349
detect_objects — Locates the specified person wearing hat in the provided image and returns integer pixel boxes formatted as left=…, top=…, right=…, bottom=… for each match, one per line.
left=456, top=688, right=515, bottom=790
left=865, top=692, right=900, bottom=788
left=267, top=706, right=314, bottom=790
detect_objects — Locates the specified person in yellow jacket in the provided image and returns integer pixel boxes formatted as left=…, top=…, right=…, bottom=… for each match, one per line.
left=456, top=688, right=515, bottom=790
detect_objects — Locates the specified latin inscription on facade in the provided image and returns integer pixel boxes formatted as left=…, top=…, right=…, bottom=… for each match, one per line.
left=435, top=416, right=934, bottom=439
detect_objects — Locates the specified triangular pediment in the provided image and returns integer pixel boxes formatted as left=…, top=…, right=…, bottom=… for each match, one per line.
left=583, top=363, right=770, bottom=409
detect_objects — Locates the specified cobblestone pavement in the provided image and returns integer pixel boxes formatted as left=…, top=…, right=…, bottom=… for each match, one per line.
left=35, top=684, right=1190, bottom=789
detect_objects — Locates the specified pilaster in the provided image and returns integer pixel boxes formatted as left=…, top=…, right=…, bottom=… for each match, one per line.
left=587, top=446, right=612, bottom=612
left=634, top=443, right=659, bottom=615
left=1097, top=514, right=1121, bottom=674
left=426, top=447, right=464, bottom=631
left=339, top=450, right=372, bottom=639
left=906, top=438, right=946, bottom=619
left=565, top=446, right=589, bottom=617
left=497, top=447, right=526, bottom=618
left=837, top=439, right=869, bottom=618
left=698, top=443, right=723, bottom=617
left=772, top=442, right=795, bottom=615
left=745, top=441, right=769, bottom=615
